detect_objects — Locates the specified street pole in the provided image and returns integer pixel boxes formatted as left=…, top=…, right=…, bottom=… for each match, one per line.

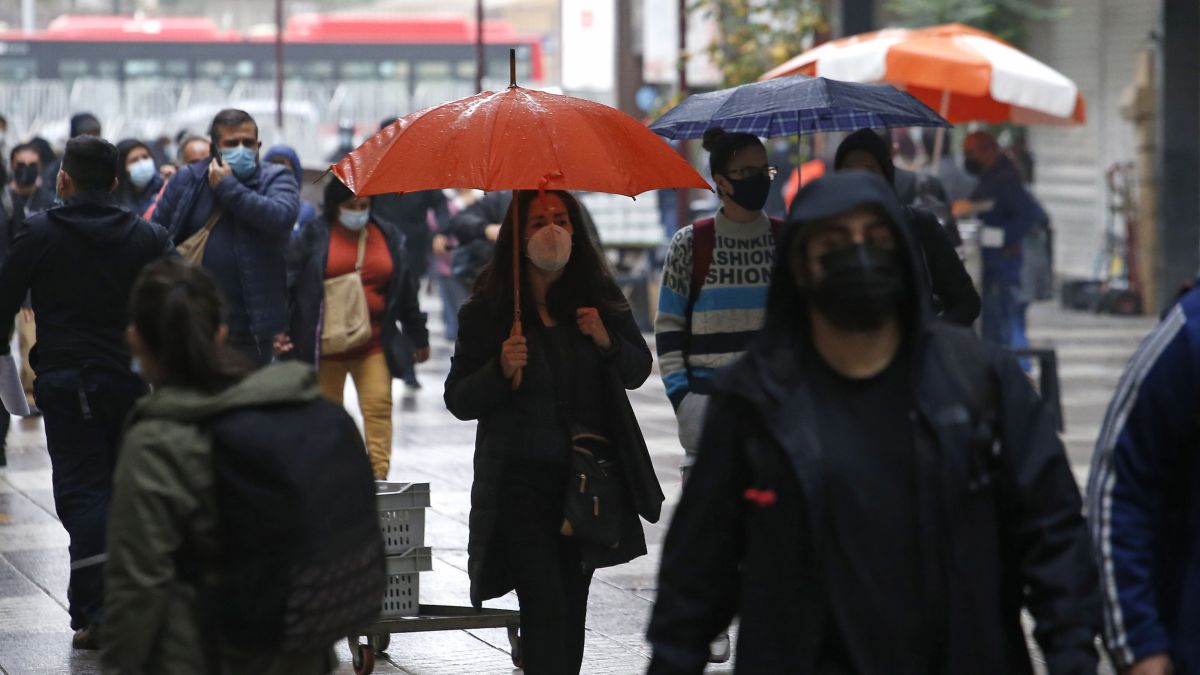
left=275, top=0, right=285, bottom=131
left=675, top=0, right=690, bottom=233
left=21, top=0, right=34, bottom=32
left=475, top=0, right=486, bottom=93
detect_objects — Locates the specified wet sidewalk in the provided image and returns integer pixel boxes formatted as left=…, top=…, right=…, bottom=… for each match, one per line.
left=0, top=298, right=1148, bottom=673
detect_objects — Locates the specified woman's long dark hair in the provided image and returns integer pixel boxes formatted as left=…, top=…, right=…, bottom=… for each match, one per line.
left=473, top=190, right=627, bottom=324
left=129, top=259, right=252, bottom=393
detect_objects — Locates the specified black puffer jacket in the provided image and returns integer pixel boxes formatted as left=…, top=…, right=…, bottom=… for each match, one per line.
left=648, top=173, right=1101, bottom=675
left=444, top=294, right=663, bottom=607
left=286, top=216, right=428, bottom=378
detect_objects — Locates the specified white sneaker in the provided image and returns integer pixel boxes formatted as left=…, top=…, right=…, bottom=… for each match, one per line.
left=708, top=632, right=731, bottom=664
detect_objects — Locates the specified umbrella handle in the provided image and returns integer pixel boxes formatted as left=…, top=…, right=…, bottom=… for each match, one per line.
left=510, top=319, right=523, bottom=390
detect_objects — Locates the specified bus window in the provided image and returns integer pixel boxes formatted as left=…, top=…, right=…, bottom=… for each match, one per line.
left=97, top=61, right=119, bottom=79
left=303, top=60, right=335, bottom=80
left=340, top=61, right=375, bottom=80
left=59, top=59, right=89, bottom=79
left=378, top=61, right=409, bottom=81
left=235, top=60, right=254, bottom=78
left=197, top=60, right=226, bottom=79
left=455, top=61, right=475, bottom=79
left=416, top=61, right=452, bottom=81
left=125, top=59, right=161, bottom=78
left=0, top=58, right=35, bottom=81
left=165, top=60, right=189, bottom=78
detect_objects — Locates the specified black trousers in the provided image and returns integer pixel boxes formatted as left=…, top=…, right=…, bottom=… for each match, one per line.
left=496, top=460, right=594, bottom=675
left=34, top=367, right=146, bottom=629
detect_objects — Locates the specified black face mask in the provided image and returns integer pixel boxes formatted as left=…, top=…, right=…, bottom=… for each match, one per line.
left=724, top=173, right=771, bottom=212
left=963, top=158, right=984, bottom=176
left=810, top=243, right=906, bottom=332
left=13, top=163, right=38, bottom=187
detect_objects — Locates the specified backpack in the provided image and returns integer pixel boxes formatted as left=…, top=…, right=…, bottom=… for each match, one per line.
left=203, top=398, right=385, bottom=652
left=687, top=216, right=784, bottom=308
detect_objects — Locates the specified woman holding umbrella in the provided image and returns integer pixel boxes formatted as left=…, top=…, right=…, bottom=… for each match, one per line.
left=445, top=189, right=657, bottom=675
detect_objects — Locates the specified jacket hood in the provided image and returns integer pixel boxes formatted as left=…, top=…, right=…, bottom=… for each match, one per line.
left=47, top=190, right=142, bottom=246
left=733, top=172, right=930, bottom=399
left=834, top=128, right=896, bottom=187
left=132, top=362, right=321, bottom=424
left=263, top=145, right=304, bottom=185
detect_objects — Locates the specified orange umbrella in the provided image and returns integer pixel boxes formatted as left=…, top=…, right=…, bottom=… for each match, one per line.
left=333, top=56, right=710, bottom=388
left=760, top=23, right=1086, bottom=127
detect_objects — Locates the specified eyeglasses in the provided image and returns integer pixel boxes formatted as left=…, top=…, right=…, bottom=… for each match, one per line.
left=725, top=165, right=778, bottom=181
left=218, top=138, right=258, bottom=149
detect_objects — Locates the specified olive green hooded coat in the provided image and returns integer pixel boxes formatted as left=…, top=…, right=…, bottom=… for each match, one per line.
left=100, top=363, right=337, bottom=675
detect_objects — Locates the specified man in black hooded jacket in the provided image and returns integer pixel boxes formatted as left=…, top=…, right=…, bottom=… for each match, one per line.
left=647, top=172, right=1100, bottom=674
left=0, top=136, right=174, bottom=649
left=835, top=128, right=981, bottom=327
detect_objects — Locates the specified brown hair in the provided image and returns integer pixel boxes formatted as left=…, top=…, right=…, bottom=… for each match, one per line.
left=129, top=259, right=252, bottom=393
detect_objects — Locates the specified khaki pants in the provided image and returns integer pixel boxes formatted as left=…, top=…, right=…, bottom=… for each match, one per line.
left=17, top=312, right=35, bottom=398
left=318, top=351, right=393, bottom=480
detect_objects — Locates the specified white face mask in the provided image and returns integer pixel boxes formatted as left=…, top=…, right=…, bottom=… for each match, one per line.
left=339, top=207, right=369, bottom=231
left=128, top=157, right=157, bottom=188
left=526, top=224, right=573, bottom=272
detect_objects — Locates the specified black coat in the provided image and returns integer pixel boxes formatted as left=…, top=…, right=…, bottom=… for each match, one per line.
left=649, top=172, right=1100, bottom=675
left=286, top=217, right=429, bottom=378
left=370, top=190, right=450, bottom=280
left=0, top=190, right=174, bottom=373
left=908, top=205, right=980, bottom=326
left=444, top=296, right=663, bottom=607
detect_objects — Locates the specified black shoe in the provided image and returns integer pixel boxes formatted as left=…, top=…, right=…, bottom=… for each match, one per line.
left=72, top=625, right=100, bottom=650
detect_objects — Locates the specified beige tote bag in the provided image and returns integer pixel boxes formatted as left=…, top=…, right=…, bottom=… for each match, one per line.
left=176, top=208, right=223, bottom=265
left=320, top=229, right=373, bottom=356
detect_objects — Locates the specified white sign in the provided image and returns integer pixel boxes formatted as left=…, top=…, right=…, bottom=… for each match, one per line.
left=641, top=0, right=722, bottom=87
left=561, top=0, right=616, bottom=91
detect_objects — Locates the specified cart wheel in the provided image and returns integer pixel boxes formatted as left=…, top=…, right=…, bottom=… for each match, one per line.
left=351, top=641, right=375, bottom=675
left=369, top=632, right=391, bottom=653
left=507, top=625, right=523, bottom=669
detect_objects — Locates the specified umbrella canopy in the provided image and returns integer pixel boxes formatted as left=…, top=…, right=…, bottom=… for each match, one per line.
left=649, top=75, right=950, bottom=140
left=332, top=86, right=711, bottom=197
left=760, top=23, right=1086, bottom=125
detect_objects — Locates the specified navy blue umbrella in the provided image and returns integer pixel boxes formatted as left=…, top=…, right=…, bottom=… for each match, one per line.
left=650, top=75, right=950, bottom=140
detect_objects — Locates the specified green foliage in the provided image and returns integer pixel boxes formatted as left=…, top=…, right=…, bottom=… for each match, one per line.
left=884, top=0, right=1069, bottom=47
left=691, top=0, right=829, bottom=87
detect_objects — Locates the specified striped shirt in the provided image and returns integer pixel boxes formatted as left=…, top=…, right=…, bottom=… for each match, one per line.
left=654, top=210, right=775, bottom=409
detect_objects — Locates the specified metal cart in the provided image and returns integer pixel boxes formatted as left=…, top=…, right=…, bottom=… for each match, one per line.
left=347, top=605, right=522, bottom=674
left=347, top=482, right=522, bottom=674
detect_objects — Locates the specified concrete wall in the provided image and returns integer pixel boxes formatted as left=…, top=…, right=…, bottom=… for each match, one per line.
left=1024, top=0, right=1158, bottom=279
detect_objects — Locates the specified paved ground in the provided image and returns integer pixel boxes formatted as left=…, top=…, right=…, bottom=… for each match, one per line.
left=0, top=296, right=1155, bottom=674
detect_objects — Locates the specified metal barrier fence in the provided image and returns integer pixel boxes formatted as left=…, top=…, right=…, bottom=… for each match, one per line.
left=0, top=77, right=507, bottom=167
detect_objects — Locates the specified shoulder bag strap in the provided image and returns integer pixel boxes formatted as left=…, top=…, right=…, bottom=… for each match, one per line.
left=354, top=227, right=368, bottom=273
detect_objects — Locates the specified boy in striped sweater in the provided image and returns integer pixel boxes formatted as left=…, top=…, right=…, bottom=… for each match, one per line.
left=656, top=128, right=781, bottom=474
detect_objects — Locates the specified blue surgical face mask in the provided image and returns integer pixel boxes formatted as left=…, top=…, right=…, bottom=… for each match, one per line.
left=339, top=207, right=370, bottom=231
left=219, top=146, right=258, bottom=181
left=128, top=157, right=156, bottom=188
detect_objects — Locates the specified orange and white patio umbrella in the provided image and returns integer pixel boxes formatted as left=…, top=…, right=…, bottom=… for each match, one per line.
left=760, top=23, right=1086, bottom=126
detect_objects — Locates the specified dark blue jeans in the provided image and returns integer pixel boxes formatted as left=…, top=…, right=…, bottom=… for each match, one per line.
left=34, top=367, right=147, bottom=630
left=981, top=274, right=1019, bottom=348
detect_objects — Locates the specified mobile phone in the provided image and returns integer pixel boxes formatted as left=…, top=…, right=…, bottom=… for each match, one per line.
left=210, top=135, right=223, bottom=166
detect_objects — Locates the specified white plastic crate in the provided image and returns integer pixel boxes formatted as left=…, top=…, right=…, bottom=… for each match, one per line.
left=381, top=547, right=433, bottom=618
left=376, top=482, right=430, bottom=556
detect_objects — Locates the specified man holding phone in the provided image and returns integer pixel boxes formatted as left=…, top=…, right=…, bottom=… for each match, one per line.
left=152, top=109, right=299, bottom=364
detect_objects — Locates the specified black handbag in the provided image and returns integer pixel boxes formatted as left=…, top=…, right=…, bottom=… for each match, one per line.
left=562, top=433, right=623, bottom=549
